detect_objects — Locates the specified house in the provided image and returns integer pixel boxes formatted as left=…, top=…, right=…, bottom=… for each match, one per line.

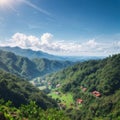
left=76, top=99, right=83, bottom=104
left=92, top=91, right=101, bottom=97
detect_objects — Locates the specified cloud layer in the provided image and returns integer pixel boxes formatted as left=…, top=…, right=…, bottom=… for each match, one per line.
left=0, top=32, right=120, bottom=56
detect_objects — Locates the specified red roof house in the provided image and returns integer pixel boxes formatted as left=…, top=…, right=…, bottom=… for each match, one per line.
left=92, top=91, right=101, bottom=97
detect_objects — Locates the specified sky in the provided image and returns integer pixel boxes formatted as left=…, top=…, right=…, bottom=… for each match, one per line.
left=0, top=0, right=120, bottom=56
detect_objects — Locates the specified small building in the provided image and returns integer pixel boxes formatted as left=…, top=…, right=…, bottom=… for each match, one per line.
left=76, top=99, right=83, bottom=104
left=92, top=91, right=101, bottom=97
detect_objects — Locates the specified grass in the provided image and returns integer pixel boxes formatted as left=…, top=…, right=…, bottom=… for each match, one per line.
left=48, top=92, right=74, bottom=108
left=61, top=93, right=74, bottom=106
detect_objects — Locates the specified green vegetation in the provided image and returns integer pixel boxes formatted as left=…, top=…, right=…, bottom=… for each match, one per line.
left=0, top=48, right=120, bottom=120
left=44, top=54, right=120, bottom=120
left=0, top=99, right=70, bottom=120
left=49, top=92, right=74, bottom=108
left=0, top=70, right=57, bottom=109
left=0, top=50, right=73, bottom=79
left=33, top=58, right=73, bottom=77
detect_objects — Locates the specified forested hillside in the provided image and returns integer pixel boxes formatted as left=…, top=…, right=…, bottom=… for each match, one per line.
left=0, top=49, right=120, bottom=119
left=0, top=70, right=71, bottom=120
left=33, top=58, right=73, bottom=76
left=0, top=50, right=73, bottom=79
left=44, top=54, right=120, bottom=120
left=0, top=70, right=57, bottom=109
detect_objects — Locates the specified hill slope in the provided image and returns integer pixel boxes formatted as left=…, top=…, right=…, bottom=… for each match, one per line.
left=0, top=50, right=73, bottom=79
left=44, top=54, right=120, bottom=120
left=33, top=58, right=73, bottom=76
left=45, top=54, right=120, bottom=95
left=0, top=70, right=57, bottom=109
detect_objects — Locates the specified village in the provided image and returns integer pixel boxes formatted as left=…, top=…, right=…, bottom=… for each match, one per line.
left=30, top=78, right=101, bottom=110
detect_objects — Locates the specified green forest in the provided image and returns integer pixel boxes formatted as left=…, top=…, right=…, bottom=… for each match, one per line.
left=0, top=50, right=120, bottom=120
left=43, top=54, right=120, bottom=120
left=0, top=70, right=70, bottom=120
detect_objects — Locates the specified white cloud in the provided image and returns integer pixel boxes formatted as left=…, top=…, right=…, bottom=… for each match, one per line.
left=10, top=33, right=39, bottom=48
left=85, top=39, right=97, bottom=48
left=0, top=32, right=120, bottom=56
left=116, top=41, right=120, bottom=47
left=41, top=33, right=53, bottom=45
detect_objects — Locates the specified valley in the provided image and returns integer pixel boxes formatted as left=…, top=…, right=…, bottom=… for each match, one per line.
left=30, top=53, right=120, bottom=120
left=0, top=48, right=120, bottom=120
left=0, top=0, right=119, bottom=119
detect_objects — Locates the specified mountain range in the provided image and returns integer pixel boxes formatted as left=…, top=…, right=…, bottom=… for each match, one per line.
left=0, top=46, right=103, bottom=61
left=0, top=50, right=73, bottom=79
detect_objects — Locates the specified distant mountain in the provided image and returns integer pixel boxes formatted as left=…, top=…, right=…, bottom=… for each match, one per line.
left=0, top=50, right=73, bottom=79
left=0, top=46, right=63, bottom=60
left=0, top=70, right=57, bottom=109
left=44, top=54, right=120, bottom=120
left=0, top=46, right=103, bottom=61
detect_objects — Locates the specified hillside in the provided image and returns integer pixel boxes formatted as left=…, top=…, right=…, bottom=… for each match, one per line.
left=33, top=58, right=73, bottom=76
left=43, top=54, right=120, bottom=120
left=0, top=50, right=73, bottom=79
left=0, top=70, right=57, bottom=109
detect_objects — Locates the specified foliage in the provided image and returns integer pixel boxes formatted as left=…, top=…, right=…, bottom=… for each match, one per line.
left=33, top=58, right=73, bottom=77
left=44, top=54, right=120, bottom=120
left=0, top=99, right=70, bottom=120
left=0, top=70, right=57, bottom=109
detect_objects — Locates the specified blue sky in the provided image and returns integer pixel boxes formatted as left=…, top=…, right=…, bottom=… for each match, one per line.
left=0, top=0, right=120, bottom=56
